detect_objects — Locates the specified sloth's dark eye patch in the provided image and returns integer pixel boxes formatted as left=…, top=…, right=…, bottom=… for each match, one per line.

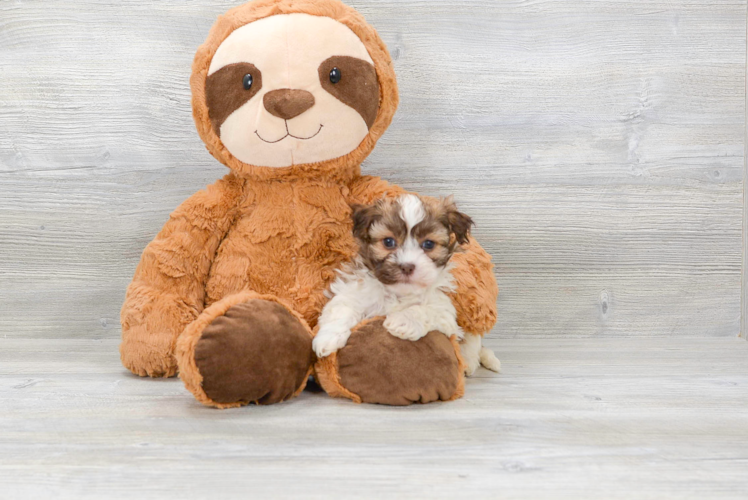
left=205, top=62, right=263, bottom=136
left=329, top=67, right=342, bottom=84
left=318, top=56, right=379, bottom=129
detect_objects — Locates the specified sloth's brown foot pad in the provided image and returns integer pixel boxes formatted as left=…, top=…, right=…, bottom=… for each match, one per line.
left=315, top=318, right=465, bottom=406
left=177, top=294, right=314, bottom=409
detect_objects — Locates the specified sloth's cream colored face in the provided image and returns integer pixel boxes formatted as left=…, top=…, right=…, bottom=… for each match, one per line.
left=206, top=13, right=380, bottom=168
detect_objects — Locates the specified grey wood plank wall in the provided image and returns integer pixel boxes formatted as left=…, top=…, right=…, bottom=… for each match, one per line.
left=0, top=0, right=745, bottom=340
left=743, top=6, right=748, bottom=340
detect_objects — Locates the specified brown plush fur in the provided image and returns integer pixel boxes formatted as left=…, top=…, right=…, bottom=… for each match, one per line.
left=314, top=318, right=466, bottom=405
left=120, top=0, right=498, bottom=407
left=176, top=290, right=313, bottom=409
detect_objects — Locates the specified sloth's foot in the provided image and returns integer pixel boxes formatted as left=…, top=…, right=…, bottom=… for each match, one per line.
left=316, top=318, right=464, bottom=406
left=177, top=295, right=313, bottom=408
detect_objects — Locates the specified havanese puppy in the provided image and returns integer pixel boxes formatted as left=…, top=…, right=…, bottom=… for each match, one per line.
left=313, top=194, right=500, bottom=376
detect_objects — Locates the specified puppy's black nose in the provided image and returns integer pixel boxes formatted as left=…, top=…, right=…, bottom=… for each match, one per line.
left=399, top=263, right=416, bottom=276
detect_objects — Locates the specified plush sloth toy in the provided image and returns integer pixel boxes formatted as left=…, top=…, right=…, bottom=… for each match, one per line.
left=120, top=0, right=498, bottom=408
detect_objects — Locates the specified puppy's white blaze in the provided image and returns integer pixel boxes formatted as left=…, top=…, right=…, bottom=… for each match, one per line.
left=398, top=194, right=425, bottom=231
left=392, top=195, right=439, bottom=288
left=396, top=244, right=420, bottom=262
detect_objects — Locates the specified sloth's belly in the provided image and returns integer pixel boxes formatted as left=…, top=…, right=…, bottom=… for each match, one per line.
left=204, top=184, right=356, bottom=327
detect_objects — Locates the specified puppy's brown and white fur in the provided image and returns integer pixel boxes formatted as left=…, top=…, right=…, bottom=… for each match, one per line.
left=313, top=194, right=500, bottom=376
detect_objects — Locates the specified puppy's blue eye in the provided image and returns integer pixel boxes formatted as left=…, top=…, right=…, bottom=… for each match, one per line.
left=383, top=238, right=397, bottom=249
left=243, top=74, right=253, bottom=90
left=422, top=240, right=436, bottom=250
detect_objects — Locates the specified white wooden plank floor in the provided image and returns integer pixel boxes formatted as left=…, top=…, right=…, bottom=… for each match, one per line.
left=1, top=337, right=747, bottom=499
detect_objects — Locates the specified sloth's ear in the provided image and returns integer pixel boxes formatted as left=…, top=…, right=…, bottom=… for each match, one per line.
left=351, top=204, right=381, bottom=242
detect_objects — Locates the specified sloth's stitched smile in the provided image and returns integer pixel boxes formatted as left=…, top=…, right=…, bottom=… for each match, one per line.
left=255, top=123, right=324, bottom=144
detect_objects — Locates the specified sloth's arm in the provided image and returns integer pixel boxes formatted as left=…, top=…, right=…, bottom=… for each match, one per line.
left=120, top=173, right=245, bottom=377
left=449, top=238, right=499, bottom=336
left=347, top=176, right=498, bottom=336
left=346, top=175, right=407, bottom=205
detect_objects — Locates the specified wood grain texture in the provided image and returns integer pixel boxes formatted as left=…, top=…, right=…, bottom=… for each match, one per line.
left=1, top=337, right=747, bottom=499
left=0, top=0, right=745, bottom=339
left=743, top=6, right=748, bottom=340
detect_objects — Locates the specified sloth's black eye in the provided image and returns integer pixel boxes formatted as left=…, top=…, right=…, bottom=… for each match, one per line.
left=243, top=74, right=253, bottom=90
left=329, top=67, right=342, bottom=84
left=383, top=237, right=397, bottom=249
left=422, top=240, right=436, bottom=251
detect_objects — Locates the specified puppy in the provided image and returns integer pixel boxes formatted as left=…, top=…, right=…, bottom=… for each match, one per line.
left=313, top=194, right=500, bottom=376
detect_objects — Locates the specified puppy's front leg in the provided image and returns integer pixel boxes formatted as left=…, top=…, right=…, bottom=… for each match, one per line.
left=424, top=306, right=464, bottom=340
left=313, top=298, right=363, bottom=358
left=384, top=306, right=428, bottom=341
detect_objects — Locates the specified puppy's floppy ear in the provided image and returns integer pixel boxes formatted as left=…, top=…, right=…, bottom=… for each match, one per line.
left=351, top=204, right=381, bottom=241
left=442, top=196, right=474, bottom=245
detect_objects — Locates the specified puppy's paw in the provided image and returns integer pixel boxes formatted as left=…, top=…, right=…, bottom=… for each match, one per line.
left=480, top=346, right=501, bottom=373
left=384, top=313, right=426, bottom=341
left=430, top=316, right=463, bottom=340
left=313, top=327, right=351, bottom=358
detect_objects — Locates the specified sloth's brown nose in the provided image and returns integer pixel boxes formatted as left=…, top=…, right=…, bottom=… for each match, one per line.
left=263, top=89, right=315, bottom=120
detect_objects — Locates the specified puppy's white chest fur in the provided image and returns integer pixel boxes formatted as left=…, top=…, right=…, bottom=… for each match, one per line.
left=337, top=260, right=456, bottom=317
